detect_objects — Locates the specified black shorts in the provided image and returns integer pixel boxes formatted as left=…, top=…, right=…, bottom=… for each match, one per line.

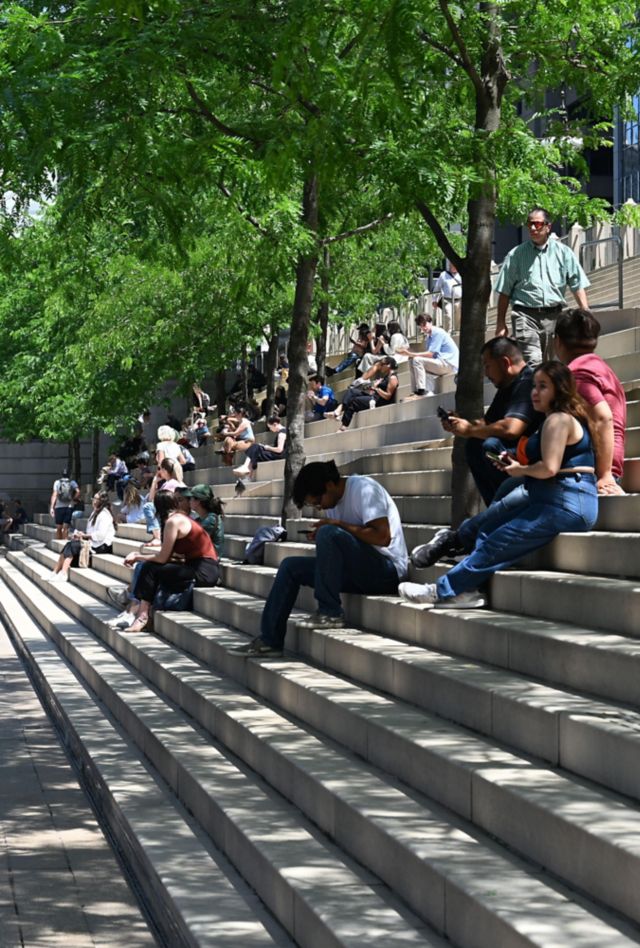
left=54, top=506, right=73, bottom=525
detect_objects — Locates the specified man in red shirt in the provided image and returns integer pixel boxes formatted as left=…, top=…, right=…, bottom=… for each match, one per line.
left=554, top=309, right=626, bottom=495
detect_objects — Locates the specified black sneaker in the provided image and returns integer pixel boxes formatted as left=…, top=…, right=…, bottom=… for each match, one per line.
left=231, top=636, right=283, bottom=657
left=325, top=365, right=335, bottom=377
left=410, top=528, right=461, bottom=568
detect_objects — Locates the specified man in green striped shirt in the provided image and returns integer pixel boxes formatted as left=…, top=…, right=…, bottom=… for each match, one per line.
left=494, top=207, right=590, bottom=365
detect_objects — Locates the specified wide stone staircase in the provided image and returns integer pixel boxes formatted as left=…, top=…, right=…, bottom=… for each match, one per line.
left=2, top=308, right=640, bottom=946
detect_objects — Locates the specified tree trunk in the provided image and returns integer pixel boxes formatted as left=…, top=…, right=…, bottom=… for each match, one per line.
left=91, top=428, right=100, bottom=489
left=262, top=331, right=280, bottom=419
left=70, top=436, right=81, bottom=485
left=450, top=5, right=508, bottom=525
left=240, top=349, right=249, bottom=404
left=214, top=370, right=227, bottom=416
left=282, top=173, right=319, bottom=525
left=315, top=247, right=330, bottom=378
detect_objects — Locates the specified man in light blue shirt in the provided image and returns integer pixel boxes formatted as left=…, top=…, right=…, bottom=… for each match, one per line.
left=495, top=206, right=590, bottom=365
left=397, top=314, right=459, bottom=397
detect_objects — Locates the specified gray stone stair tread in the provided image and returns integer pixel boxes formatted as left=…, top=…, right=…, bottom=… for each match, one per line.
left=1, top=556, right=440, bottom=948
left=5, top=553, right=640, bottom=946
left=207, top=559, right=640, bottom=714
left=492, top=568, right=640, bottom=634
left=0, top=567, right=286, bottom=948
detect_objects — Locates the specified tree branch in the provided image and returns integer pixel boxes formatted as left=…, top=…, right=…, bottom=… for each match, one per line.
left=415, top=201, right=463, bottom=269
left=184, top=81, right=263, bottom=145
left=438, top=0, right=483, bottom=93
left=217, top=181, right=271, bottom=238
left=416, top=26, right=463, bottom=69
left=321, top=213, right=393, bottom=246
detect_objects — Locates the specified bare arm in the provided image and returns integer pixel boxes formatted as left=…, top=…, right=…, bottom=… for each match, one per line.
left=312, top=515, right=391, bottom=547
left=573, top=288, right=589, bottom=309
left=501, top=413, right=573, bottom=479
left=586, top=400, right=624, bottom=494
left=445, top=415, right=529, bottom=441
left=495, top=293, right=510, bottom=336
left=373, top=375, right=398, bottom=402
left=125, top=516, right=181, bottom=566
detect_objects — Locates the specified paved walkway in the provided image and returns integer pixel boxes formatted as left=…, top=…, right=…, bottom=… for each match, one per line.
left=0, top=621, right=156, bottom=947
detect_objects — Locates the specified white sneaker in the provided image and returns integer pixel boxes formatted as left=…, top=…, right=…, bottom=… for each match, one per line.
left=49, top=572, right=69, bottom=582
left=434, top=591, right=487, bottom=610
left=398, top=582, right=437, bottom=605
left=109, top=610, right=134, bottom=628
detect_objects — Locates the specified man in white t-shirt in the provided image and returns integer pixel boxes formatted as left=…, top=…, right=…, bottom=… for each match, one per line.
left=234, top=460, right=408, bottom=657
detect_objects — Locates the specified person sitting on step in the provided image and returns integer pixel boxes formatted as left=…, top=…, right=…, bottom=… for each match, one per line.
left=121, top=492, right=220, bottom=634
left=400, top=362, right=598, bottom=609
left=411, top=308, right=627, bottom=571
left=141, top=458, right=186, bottom=546
left=50, top=491, right=115, bottom=581
left=183, top=484, right=226, bottom=557
left=305, top=376, right=337, bottom=421
left=358, top=321, right=409, bottom=374
left=396, top=314, right=459, bottom=398
left=329, top=357, right=398, bottom=431
left=233, top=459, right=408, bottom=657
left=326, top=323, right=373, bottom=377
left=233, top=416, right=287, bottom=481
left=440, top=337, right=543, bottom=506
left=220, top=404, right=255, bottom=465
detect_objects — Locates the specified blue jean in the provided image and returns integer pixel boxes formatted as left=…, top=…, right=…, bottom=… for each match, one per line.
left=261, top=524, right=399, bottom=649
left=465, top=436, right=514, bottom=506
left=437, top=475, right=598, bottom=599
left=333, top=352, right=359, bottom=374
left=143, top=501, right=159, bottom=534
left=457, top=480, right=527, bottom=551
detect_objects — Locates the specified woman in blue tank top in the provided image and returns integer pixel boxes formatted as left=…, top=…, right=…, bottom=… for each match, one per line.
left=399, top=361, right=598, bottom=608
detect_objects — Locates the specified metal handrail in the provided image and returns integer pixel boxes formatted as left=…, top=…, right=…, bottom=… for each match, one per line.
left=579, top=235, right=624, bottom=310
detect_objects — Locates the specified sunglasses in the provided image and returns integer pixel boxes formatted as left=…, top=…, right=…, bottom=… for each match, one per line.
left=527, top=220, right=548, bottom=230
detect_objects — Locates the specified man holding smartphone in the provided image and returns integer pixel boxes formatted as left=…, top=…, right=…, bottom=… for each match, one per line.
left=440, top=337, right=543, bottom=506
left=234, top=460, right=408, bottom=657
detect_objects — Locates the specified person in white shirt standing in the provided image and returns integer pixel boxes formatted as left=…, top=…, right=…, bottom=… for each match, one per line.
left=432, top=263, right=462, bottom=333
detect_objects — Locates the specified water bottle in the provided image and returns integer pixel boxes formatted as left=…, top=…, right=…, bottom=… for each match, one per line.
left=369, top=398, right=376, bottom=410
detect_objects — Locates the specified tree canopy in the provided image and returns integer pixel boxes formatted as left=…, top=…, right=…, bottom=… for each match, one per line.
left=2, top=0, right=640, bottom=513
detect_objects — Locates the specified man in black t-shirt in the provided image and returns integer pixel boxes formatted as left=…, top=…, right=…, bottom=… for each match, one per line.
left=441, top=337, right=543, bottom=505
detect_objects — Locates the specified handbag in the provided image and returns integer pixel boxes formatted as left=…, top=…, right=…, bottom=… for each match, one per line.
left=78, top=538, right=92, bottom=568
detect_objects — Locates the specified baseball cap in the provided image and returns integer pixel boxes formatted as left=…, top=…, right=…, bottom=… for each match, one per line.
left=182, top=484, right=214, bottom=502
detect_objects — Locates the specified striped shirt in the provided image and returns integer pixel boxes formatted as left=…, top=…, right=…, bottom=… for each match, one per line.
left=495, top=238, right=590, bottom=308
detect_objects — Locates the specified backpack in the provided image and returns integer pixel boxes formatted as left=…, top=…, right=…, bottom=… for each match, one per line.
left=243, top=525, right=287, bottom=565
left=153, top=581, right=195, bottom=612
left=57, top=477, right=74, bottom=504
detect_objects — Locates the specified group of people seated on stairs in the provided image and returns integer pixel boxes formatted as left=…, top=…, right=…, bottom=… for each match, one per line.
left=41, top=289, right=627, bottom=642
left=236, top=305, right=626, bottom=654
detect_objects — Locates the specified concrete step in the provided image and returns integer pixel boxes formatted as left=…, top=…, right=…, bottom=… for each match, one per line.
left=1, top=556, right=441, bottom=948
left=5, top=553, right=640, bottom=946
left=207, top=560, right=640, bottom=711
left=0, top=565, right=287, bottom=948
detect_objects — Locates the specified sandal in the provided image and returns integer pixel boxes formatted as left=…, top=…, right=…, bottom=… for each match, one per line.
left=126, top=617, right=149, bottom=634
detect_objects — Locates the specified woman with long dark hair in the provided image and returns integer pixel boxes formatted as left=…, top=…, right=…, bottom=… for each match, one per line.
left=400, top=361, right=598, bottom=608
left=122, top=491, right=219, bottom=633
left=50, top=491, right=115, bottom=581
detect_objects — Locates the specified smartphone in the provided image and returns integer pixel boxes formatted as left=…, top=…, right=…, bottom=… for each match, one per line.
left=437, top=406, right=452, bottom=421
left=485, top=450, right=507, bottom=464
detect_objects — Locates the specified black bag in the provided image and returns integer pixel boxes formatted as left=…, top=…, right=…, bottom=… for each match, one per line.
left=153, top=580, right=195, bottom=612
